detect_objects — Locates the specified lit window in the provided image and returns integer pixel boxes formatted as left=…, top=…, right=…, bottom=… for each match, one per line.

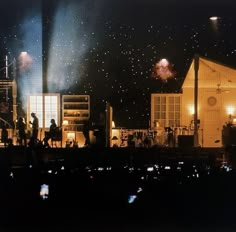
left=28, top=94, right=60, bottom=128
left=153, top=94, right=181, bottom=127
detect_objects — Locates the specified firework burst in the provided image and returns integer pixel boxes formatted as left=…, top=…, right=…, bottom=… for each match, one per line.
left=151, top=58, right=176, bottom=82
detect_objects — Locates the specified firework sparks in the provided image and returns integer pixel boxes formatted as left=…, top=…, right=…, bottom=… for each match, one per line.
left=152, top=58, right=176, bottom=82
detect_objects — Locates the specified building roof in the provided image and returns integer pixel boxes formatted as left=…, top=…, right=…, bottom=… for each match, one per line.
left=182, top=57, right=236, bottom=90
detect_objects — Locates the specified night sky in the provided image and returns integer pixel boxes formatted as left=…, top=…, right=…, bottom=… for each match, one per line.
left=0, top=0, right=236, bottom=128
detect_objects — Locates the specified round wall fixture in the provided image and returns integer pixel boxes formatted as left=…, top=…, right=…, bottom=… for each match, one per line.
left=207, top=96, right=217, bottom=106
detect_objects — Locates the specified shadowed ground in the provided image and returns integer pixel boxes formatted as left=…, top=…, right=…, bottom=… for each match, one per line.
left=0, top=146, right=236, bottom=231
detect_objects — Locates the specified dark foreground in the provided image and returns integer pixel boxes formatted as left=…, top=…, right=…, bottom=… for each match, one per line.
left=1, top=146, right=236, bottom=231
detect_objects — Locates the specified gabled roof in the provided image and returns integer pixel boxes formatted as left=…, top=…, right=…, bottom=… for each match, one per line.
left=182, top=57, right=236, bottom=89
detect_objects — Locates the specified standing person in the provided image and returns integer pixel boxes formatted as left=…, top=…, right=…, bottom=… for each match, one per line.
left=1, top=124, right=8, bottom=148
left=17, top=117, right=27, bottom=146
left=29, top=112, right=39, bottom=146
left=95, top=113, right=105, bottom=148
left=167, top=126, right=174, bottom=147
left=82, top=119, right=90, bottom=147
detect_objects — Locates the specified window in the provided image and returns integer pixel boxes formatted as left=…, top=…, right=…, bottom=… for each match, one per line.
left=29, top=95, right=43, bottom=128
left=45, top=96, right=58, bottom=128
left=152, top=94, right=181, bottom=127
left=28, top=94, right=60, bottom=128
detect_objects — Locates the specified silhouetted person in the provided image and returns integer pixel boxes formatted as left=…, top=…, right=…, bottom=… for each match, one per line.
left=29, top=112, right=39, bottom=146
left=43, top=119, right=57, bottom=147
left=143, top=135, right=151, bottom=148
left=95, top=113, right=105, bottom=148
left=1, top=124, right=8, bottom=147
left=128, top=134, right=135, bottom=147
left=82, top=119, right=90, bottom=147
left=17, top=117, right=27, bottom=146
left=167, top=126, right=174, bottom=147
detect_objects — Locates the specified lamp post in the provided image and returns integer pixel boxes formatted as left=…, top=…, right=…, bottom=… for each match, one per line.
left=193, top=54, right=199, bottom=147
left=192, top=16, right=220, bottom=148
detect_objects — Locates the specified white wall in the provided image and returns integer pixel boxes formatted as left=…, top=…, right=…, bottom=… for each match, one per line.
left=182, top=87, right=236, bottom=147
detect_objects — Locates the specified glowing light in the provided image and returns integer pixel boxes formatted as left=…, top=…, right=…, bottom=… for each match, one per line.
left=67, top=132, right=75, bottom=140
left=137, top=187, right=143, bottom=193
left=18, top=52, right=33, bottom=72
left=151, top=58, right=176, bottom=82
left=21, top=51, right=28, bottom=56
left=63, top=120, right=69, bottom=125
left=226, top=106, right=234, bottom=115
left=40, top=184, right=49, bottom=200
left=10, top=172, right=14, bottom=178
left=209, top=16, right=220, bottom=32
left=147, top=167, right=154, bottom=172
left=128, top=195, right=137, bottom=204
left=188, top=105, right=194, bottom=115
left=209, top=16, right=219, bottom=21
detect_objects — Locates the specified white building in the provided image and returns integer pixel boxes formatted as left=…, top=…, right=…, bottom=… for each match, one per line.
left=151, top=57, right=236, bottom=148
